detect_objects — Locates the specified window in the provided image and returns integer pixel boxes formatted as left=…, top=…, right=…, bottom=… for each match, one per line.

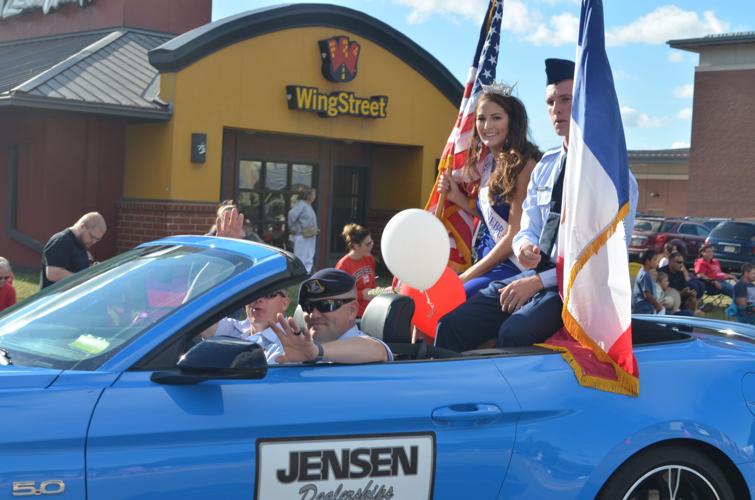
left=237, top=160, right=317, bottom=249
left=0, top=246, right=253, bottom=370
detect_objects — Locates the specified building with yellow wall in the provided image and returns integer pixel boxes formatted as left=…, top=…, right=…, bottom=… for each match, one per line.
left=119, top=4, right=461, bottom=267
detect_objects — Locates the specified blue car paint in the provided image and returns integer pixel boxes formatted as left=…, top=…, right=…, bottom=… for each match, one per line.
left=494, top=334, right=755, bottom=498
left=86, top=360, right=518, bottom=500
left=0, top=369, right=114, bottom=499
left=2, top=237, right=755, bottom=499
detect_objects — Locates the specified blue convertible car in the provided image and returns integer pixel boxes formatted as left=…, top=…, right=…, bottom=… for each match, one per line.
left=1, top=236, right=754, bottom=499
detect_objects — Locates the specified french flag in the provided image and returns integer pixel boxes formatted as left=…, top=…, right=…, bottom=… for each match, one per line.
left=543, top=0, right=639, bottom=396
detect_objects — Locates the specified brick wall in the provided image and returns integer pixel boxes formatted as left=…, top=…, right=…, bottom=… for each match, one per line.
left=688, top=68, right=755, bottom=217
left=116, top=199, right=216, bottom=253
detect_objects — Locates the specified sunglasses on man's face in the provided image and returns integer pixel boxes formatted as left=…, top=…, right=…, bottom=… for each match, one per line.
left=302, top=298, right=355, bottom=314
left=263, top=291, right=287, bottom=300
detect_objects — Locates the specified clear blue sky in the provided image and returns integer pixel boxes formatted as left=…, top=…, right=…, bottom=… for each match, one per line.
left=211, top=0, right=752, bottom=152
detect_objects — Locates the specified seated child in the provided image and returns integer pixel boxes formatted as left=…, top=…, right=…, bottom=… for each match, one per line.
left=0, top=257, right=17, bottom=312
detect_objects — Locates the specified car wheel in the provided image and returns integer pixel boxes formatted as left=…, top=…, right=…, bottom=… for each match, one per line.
left=597, top=444, right=736, bottom=500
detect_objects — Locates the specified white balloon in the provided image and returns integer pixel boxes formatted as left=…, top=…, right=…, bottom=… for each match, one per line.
left=381, top=209, right=450, bottom=291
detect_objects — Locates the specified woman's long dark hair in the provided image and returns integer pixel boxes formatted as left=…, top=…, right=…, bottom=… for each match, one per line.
left=463, top=93, right=541, bottom=204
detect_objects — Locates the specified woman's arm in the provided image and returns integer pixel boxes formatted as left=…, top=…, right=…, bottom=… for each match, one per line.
left=460, top=159, right=536, bottom=282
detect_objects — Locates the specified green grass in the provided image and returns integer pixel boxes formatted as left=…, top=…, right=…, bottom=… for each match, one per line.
left=10, top=266, right=39, bottom=304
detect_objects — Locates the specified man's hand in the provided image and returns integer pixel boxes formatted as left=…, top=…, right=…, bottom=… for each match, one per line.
left=712, top=281, right=722, bottom=290
left=216, top=208, right=245, bottom=239
left=517, top=243, right=542, bottom=269
left=270, top=313, right=318, bottom=363
left=498, top=275, right=543, bottom=313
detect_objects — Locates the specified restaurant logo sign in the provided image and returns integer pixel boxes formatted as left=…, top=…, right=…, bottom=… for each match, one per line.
left=286, top=86, right=387, bottom=119
left=319, top=35, right=360, bottom=82
left=285, top=36, right=388, bottom=119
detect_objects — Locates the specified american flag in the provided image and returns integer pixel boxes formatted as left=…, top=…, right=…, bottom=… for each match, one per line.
left=425, top=0, right=503, bottom=273
left=543, top=0, right=639, bottom=396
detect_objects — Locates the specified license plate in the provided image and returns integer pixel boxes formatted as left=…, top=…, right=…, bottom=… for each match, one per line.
left=724, top=245, right=737, bottom=253
left=631, top=238, right=644, bottom=246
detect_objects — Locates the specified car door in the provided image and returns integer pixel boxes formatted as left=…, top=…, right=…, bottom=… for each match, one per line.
left=85, top=358, right=520, bottom=500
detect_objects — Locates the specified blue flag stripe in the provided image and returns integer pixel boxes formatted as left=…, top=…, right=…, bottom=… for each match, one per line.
left=571, top=0, right=630, bottom=207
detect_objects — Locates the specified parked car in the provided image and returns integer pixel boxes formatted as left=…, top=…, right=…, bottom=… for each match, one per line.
left=1, top=236, right=755, bottom=499
left=705, top=220, right=755, bottom=273
left=629, top=217, right=709, bottom=263
left=683, top=216, right=733, bottom=232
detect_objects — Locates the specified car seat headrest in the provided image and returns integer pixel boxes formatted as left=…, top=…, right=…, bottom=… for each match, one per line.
left=360, top=294, right=415, bottom=343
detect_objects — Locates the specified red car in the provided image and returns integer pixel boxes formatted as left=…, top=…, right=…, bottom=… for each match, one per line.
left=629, top=217, right=710, bottom=264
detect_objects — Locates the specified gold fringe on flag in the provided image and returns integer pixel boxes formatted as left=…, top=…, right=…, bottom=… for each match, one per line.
left=539, top=201, right=639, bottom=397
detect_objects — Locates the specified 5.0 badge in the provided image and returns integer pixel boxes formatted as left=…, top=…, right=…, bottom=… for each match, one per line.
left=12, top=480, right=65, bottom=496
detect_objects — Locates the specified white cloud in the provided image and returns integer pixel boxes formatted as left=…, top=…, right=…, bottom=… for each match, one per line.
left=668, top=51, right=684, bottom=63
left=501, top=0, right=541, bottom=34
left=620, top=105, right=666, bottom=128
left=606, top=6, right=729, bottom=47
left=671, top=141, right=690, bottom=148
left=526, top=12, right=580, bottom=46
left=676, top=107, right=693, bottom=120
left=613, top=69, right=637, bottom=81
left=392, top=1, right=730, bottom=51
left=673, top=84, right=694, bottom=98
left=535, top=0, right=580, bottom=5
left=392, top=0, right=485, bottom=24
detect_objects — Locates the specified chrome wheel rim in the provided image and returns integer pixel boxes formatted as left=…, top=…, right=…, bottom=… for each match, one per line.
left=622, top=464, right=720, bottom=500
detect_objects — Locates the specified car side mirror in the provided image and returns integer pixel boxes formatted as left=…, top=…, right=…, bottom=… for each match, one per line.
left=151, top=336, right=268, bottom=385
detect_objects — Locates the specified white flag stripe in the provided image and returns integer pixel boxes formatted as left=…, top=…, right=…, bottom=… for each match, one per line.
left=561, top=95, right=632, bottom=353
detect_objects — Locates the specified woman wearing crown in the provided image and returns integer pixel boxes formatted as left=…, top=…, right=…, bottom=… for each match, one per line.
left=438, top=85, right=542, bottom=297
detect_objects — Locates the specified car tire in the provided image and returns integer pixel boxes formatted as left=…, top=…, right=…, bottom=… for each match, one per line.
left=597, top=443, right=736, bottom=500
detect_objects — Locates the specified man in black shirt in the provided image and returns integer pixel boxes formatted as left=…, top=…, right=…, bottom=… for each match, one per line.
left=658, top=251, right=704, bottom=311
left=40, top=212, right=106, bottom=289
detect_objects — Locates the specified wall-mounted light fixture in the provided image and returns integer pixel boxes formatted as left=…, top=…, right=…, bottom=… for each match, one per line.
left=191, top=133, right=207, bottom=164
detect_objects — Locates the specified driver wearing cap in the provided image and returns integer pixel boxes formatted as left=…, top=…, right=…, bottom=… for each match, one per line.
left=271, top=268, right=393, bottom=363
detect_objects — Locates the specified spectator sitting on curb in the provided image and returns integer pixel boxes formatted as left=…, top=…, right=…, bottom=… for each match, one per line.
left=695, top=244, right=736, bottom=298
left=0, top=257, right=16, bottom=312
left=732, top=263, right=755, bottom=325
left=632, top=249, right=663, bottom=314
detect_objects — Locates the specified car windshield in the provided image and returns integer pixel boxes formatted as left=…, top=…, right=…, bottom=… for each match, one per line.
left=0, top=245, right=253, bottom=370
left=711, top=222, right=755, bottom=241
left=634, top=219, right=663, bottom=232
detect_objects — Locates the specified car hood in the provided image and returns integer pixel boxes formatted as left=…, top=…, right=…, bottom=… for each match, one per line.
left=0, top=365, right=62, bottom=389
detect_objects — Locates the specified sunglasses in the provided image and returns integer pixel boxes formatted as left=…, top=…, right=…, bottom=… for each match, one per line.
left=0, top=275, right=9, bottom=281
left=263, top=290, right=287, bottom=300
left=302, top=298, right=355, bottom=314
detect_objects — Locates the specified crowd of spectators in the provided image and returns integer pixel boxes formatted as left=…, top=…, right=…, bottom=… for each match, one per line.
left=631, top=241, right=753, bottom=325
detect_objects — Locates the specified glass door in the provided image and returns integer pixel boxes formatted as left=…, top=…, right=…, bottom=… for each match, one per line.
left=329, top=165, right=368, bottom=255
left=237, top=160, right=317, bottom=250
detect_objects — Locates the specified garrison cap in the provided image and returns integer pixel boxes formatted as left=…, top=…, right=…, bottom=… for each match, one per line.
left=545, top=58, right=575, bottom=85
left=299, top=268, right=356, bottom=304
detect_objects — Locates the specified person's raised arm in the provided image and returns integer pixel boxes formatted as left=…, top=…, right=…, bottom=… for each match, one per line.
left=270, top=314, right=388, bottom=364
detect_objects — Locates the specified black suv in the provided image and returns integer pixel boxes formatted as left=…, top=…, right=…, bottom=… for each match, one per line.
left=705, top=220, right=755, bottom=273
